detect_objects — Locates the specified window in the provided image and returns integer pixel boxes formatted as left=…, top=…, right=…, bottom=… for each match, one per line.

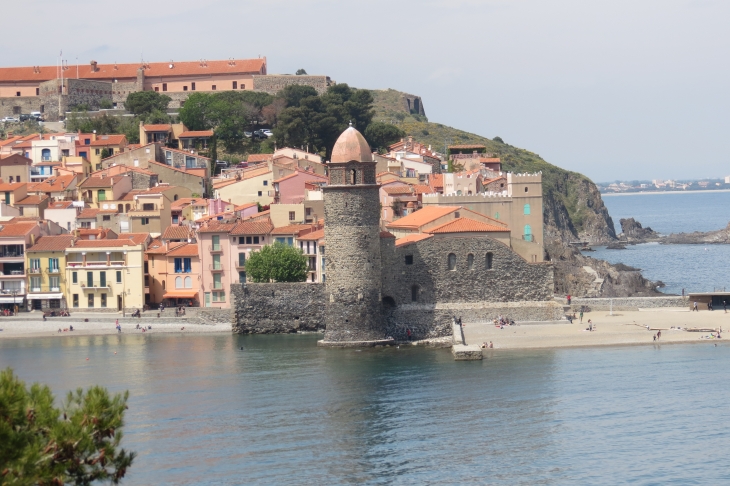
left=495, top=212, right=500, bottom=220
left=191, top=82, right=196, bottom=91
left=30, top=258, right=40, bottom=271
left=8, top=176, right=13, bottom=183
left=212, top=235, right=220, bottom=251
left=205, top=292, right=210, bottom=307
left=36, top=88, right=39, bottom=95
left=95, top=149, right=100, bottom=155
left=101, top=294, right=107, bottom=308
left=185, top=276, right=192, bottom=288
left=141, top=218, right=149, bottom=225
left=72, top=271, right=77, bottom=284
left=212, top=291, right=218, bottom=302
left=88, top=294, right=94, bottom=307
left=116, top=270, right=122, bottom=283
left=87, top=271, right=93, bottom=287
left=16, top=91, right=20, bottom=97
left=212, top=254, right=221, bottom=270
left=233, top=81, right=237, bottom=89
left=212, top=85, right=216, bottom=91
left=30, top=277, right=41, bottom=292
left=162, top=83, right=167, bottom=91
left=154, top=87, right=159, bottom=92
left=48, top=258, right=59, bottom=272
left=143, top=203, right=154, bottom=211
left=447, top=253, right=456, bottom=271
left=411, top=285, right=419, bottom=302
left=524, top=225, right=532, bottom=242
left=49, top=276, right=60, bottom=291
left=103, top=215, right=111, bottom=221
left=467, top=254, right=474, bottom=270
left=219, top=291, right=225, bottom=302
left=162, top=281, right=166, bottom=290
left=289, top=211, right=295, bottom=221
left=263, top=180, right=268, bottom=186
left=172, top=215, right=179, bottom=224
left=97, top=189, right=106, bottom=201
left=254, top=236, right=260, bottom=244
left=213, top=273, right=222, bottom=289
left=176, top=276, right=183, bottom=289
left=244, top=236, right=251, bottom=244
left=174, top=258, right=183, bottom=273
left=183, top=86, right=188, bottom=91
left=239, top=253, right=246, bottom=267
left=525, top=187, right=529, bottom=193
left=73, top=294, right=79, bottom=308
left=405, top=255, right=413, bottom=265
left=486, top=252, right=493, bottom=270
left=524, top=203, right=531, bottom=215
left=239, top=271, right=247, bottom=283
left=166, top=151, right=172, bottom=165
left=100, top=272, right=106, bottom=287
left=257, top=191, right=262, bottom=197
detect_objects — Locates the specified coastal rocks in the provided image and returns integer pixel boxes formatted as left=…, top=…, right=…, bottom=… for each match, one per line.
left=619, top=218, right=660, bottom=243
left=606, top=242, right=627, bottom=250
left=663, top=222, right=730, bottom=244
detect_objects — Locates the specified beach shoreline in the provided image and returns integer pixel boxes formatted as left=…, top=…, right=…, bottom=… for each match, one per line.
left=601, top=189, right=730, bottom=197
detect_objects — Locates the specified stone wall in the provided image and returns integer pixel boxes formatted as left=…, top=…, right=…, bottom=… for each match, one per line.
left=0, top=96, right=41, bottom=118
left=402, top=93, right=426, bottom=116
left=148, top=163, right=206, bottom=196
left=570, top=296, right=685, bottom=311
left=39, top=79, right=114, bottom=121
left=230, top=282, right=326, bottom=334
left=322, top=184, right=385, bottom=342
left=252, top=75, right=331, bottom=95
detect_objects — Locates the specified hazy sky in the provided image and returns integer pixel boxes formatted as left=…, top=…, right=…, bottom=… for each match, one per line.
left=4, top=0, right=728, bottom=182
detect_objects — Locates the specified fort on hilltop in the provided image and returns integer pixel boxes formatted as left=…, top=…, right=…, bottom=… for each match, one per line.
left=0, top=57, right=332, bottom=120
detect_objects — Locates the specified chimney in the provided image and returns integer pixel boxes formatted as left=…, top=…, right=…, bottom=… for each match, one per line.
left=90, top=60, right=97, bottom=72
left=70, top=238, right=75, bottom=247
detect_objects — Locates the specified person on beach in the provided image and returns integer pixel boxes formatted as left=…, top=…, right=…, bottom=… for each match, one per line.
left=588, top=319, right=593, bottom=331
left=489, top=341, right=493, bottom=348
left=653, top=334, right=656, bottom=342
left=693, top=301, right=699, bottom=312
left=406, top=328, right=412, bottom=340
left=580, top=311, right=584, bottom=323
left=567, top=294, right=571, bottom=305
left=657, top=330, right=661, bottom=340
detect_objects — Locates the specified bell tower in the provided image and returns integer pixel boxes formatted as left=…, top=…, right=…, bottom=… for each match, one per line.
left=319, top=125, right=391, bottom=346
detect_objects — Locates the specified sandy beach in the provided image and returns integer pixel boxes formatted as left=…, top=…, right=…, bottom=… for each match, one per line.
left=463, top=308, right=729, bottom=350
left=0, top=314, right=231, bottom=340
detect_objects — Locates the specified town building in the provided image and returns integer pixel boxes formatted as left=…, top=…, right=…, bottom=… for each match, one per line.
left=26, top=235, right=75, bottom=310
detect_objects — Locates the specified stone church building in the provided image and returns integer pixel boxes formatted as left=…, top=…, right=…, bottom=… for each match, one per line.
left=232, top=127, right=561, bottom=345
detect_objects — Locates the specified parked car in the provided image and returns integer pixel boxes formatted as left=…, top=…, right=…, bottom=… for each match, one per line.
left=30, top=111, right=42, bottom=121
left=261, top=129, right=273, bottom=137
left=252, top=130, right=268, bottom=140
left=19, top=114, right=31, bottom=122
left=215, top=160, right=229, bottom=168
left=1, top=116, right=19, bottom=123
left=244, top=131, right=253, bottom=138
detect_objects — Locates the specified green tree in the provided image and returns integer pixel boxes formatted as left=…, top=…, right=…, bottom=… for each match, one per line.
left=99, top=99, right=113, bottom=110
left=0, top=368, right=135, bottom=484
left=124, top=91, right=171, bottom=117
left=246, top=242, right=308, bottom=283
left=364, top=122, right=405, bottom=153
left=295, top=69, right=307, bottom=75
left=66, top=114, right=140, bottom=144
left=100, top=148, right=111, bottom=159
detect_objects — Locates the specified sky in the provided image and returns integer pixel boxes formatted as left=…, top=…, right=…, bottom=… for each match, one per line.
left=2, top=0, right=728, bottom=182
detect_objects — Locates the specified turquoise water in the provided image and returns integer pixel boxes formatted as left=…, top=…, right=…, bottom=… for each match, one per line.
left=3, top=333, right=730, bottom=484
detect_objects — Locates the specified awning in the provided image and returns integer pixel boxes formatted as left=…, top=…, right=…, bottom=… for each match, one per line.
left=163, top=290, right=199, bottom=299
left=0, top=296, right=25, bottom=303
left=26, top=293, right=63, bottom=300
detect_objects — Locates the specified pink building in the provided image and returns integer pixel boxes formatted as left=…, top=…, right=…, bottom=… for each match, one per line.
left=0, top=222, right=46, bottom=310
left=273, top=169, right=328, bottom=204
left=145, top=240, right=201, bottom=307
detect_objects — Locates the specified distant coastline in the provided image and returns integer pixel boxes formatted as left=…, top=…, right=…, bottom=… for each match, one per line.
left=602, top=189, right=730, bottom=197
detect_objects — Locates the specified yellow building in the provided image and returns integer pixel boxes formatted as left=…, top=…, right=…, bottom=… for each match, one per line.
left=64, top=237, right=147, bottom=311
left=26, top=235, right=75, bottom=311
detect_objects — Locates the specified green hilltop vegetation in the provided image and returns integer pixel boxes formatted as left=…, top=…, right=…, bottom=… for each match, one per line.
left=370, top=89, right=615, bottom=240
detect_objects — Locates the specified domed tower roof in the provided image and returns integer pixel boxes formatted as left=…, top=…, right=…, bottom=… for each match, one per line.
left=331, top=125, right=372, bottom=164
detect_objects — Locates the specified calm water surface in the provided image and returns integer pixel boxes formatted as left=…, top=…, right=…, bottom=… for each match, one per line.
left=2, top=333, right=730, bottom=485
left=591, top=192, right=730, bottom=294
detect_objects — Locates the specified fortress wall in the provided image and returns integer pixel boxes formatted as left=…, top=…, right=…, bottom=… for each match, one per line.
left=230, top=283, right=325, bottom=334
left=252, top=75, right=330, bottom=95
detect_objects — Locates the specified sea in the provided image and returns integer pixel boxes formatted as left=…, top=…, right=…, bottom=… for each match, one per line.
left=3, top=191, right=730, bottom=484
left=591, top=191, right=730, bottom=294
left=3, top=333, right=730, bottom=485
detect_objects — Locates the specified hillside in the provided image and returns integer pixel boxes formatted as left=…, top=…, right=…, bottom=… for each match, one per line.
left=371, top=89, right=664, bottom=297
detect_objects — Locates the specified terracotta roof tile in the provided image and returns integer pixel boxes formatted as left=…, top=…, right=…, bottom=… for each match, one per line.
left=449, top=144, right=486, bottom=150
left=119, top=233, right=151, bottom=245
left=142, top=124, right=171, bottom=132
left=297, top=228, right=324, bottom=241
left=0, top=222, right=37, bottom=237
left=430, top=173, right=444, bottom=189
left=178, top=130, right=214, bottom=138
left=15, top=195, right=48, bottom=206
left=386, top=206, right=461, bottom=230
left=25, top=175, right=76, bottom=193
left=0, top=58, right=266, bottom=83
left=230, top=219, right=273, bottom=236
left=77, top=208, right=100, bottom=219
left=0, top=182, right=26, bottom=191
left=47, top=201, right=76, bottom=209
left=78, top=175, right=126, bottom=188
left=89, top=135, right=126, bottom=146
left=160, top=147, right=211, bottom=160
left=170, top=197, right=206, bottom=209
left=165, top=243, right=199, bottom=257
left=73, top=239, right=140, bottom=248
left=425, top=218, right=509, bottom=234
left=26, top=235, right=75, bottom=252
left=162, top=226, right=192, bottom=240
left=197, top=222, right=237, bottom=234
left=247, top=154, right=273, bottom=163
left=395, top=233, right=433, bottom=247
left=270, top=224, right=315, bottom=235
left=383, top=185, right=414, bottom=195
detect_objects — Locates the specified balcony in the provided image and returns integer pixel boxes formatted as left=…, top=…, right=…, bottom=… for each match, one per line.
left=28, top=267, right=42, bottom=274
left=79, top=282, right=109, bottom=290
left=522, top=234, right=533, bottom=242
left=208, top=245, right=223, bottom=253
left=209, top=263, right=224, bottom=272
left=0, top=249, right=24, bottom=259
left=0, top=270, right=25, bottom=277
left=28, top=285, right=62, bottom=293
left=212, top=283, right=224, bottom=290
left=46, top=267, right=61, bottom=274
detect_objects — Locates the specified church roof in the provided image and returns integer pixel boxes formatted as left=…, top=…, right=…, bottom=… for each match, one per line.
left=330, top=126, right=372, bottom=164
